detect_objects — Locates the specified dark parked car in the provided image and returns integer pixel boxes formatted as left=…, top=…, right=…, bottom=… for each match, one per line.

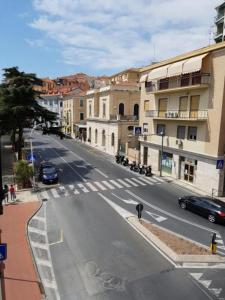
left=39, top=162, right=58, bottom=184
left=178, top=196, right=225, bottom=224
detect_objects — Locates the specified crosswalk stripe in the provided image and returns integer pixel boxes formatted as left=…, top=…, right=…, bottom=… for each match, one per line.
left=94, top=181, right=107, bottom=191
left=69, top=185, right=74, bottom=190
left=153, top=177, right=164, bottom=183
left=77, top=183, right=89, bottom=193
left=51, top=188, right=60, bottom=198
left=109, top=180, right=123, bottom=188
left=59, top=186, right=69, bottom=196
left=86, top=182, right=98, bottom=191
left=102, top=181, right=115, bottom=189
left=138, top=177, right=154, bottom=185
left=69, top=184, right=80, bottom=194
left=124, top=178, right=138, bottom=187
left=40, top=191, right=49, bottom=200
left=146, top=177, right=157, bottom=183
left=117, top=179, right=131, bottom=187
left=73, top=189, right=80, bottom=194
left=130, top=178, right=146, bottom=186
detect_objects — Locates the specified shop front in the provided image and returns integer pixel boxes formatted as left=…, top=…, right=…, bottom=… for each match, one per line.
left=161, top=152, right=173, bottom=174
left=180, top=157, right=197, bottom=183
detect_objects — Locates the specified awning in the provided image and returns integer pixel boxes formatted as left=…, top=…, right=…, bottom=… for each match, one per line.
left=148, top=65, right=169, bottom=80
left=167, top=59, right=188, bottom=77
left=139, top=74, right=148, bottom=82
left=182, top=53, right=208, bottom=74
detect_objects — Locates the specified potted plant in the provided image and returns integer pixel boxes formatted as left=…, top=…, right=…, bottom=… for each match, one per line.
left=14, top=160, right=34, bottom=189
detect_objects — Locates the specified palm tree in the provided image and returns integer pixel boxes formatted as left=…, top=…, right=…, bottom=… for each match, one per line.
left=0, top=67, right=56, bottom=159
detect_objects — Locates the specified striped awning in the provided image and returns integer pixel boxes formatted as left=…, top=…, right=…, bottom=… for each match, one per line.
left=182, top=53, right=208, bottom=74
left=167, top=59, right=188, bottom=77
left=148, top=65, right=169, bottom=80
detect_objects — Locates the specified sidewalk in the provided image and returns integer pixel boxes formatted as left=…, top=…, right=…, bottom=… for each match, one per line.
left=0, top=135, right=44, bottom=300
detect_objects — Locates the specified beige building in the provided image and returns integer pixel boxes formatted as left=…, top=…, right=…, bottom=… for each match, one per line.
left=139, top=42, right=225, bottom=196
left=63, top=89, right=87, bottom=138
left=86, top=70, right=140, bottom=156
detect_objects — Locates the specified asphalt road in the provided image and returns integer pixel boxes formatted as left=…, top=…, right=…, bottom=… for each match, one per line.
left=31, top=132, right=225, bottom=300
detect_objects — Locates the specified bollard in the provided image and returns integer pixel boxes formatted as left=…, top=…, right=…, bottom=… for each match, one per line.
left=210, top=233, right=217, bottom=254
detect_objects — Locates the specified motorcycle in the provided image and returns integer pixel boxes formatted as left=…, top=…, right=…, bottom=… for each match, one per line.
left=130, top=161, right=136, bottom=171
left=133, top=163, right=140, bottom=172
left=145, top=165, right=152, bottom=177
left=122, top=158, right=129, bottom=166
left=115, top=154, right=120, bottom=164
left=139, top=164, right=146, bottom=174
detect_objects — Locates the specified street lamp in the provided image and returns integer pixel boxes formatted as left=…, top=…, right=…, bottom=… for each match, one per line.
left=30, top=123, right=44, bottom=187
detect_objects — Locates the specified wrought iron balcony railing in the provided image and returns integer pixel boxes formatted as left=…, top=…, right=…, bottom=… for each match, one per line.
left=145, top=110, right=208, bottom=120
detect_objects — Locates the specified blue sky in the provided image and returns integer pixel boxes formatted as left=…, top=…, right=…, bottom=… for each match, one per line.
left=0, top=0, right=221, bottom=79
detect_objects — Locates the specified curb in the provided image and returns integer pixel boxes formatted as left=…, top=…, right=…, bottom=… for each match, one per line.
left=127, top=216, right=225, bottom=264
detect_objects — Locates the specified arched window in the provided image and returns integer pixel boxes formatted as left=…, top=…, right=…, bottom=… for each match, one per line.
left=95, top=129, right=98, bottom=144
left=88, top=127, right=91, bottom=142
left=133, top=104, right=139, bottom=119
left=89, top=104, right=92, bottom=117
left=119, top=103, right=124, bottom=116
left=111, top=133, right=115, bottom=146
left=102, top=130, right=106, bottom=146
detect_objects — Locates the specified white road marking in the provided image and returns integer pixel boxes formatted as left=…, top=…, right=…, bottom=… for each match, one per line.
left=190, top=273, right=203, bottom=281
left=95, top=168, right=108, bottom=178
left=86, top=182, right=98, bottom=191
left=69, top=184, right=74, bottom=190
left=153, top=177, right=164, bottom=183
left=199, top=280, right=212, bottom=289
left=124, top=178, right=138, bottom=187
left=138, top=177, right=154, bottom=185
left=209, top=288, right=222, bottom=297
left=32, top=215, right=45, bottom=223
left=77, top=183, right=89, bottom=193
left=125, top=190, right=222, bottom=235
left=40, top=191, right=49, bottom=200
left=117, top=179, right=131, bottom=187
left=102, top=181, right=115, bottom=189
left=112, top=193, right=138, bottom=205
left=28, top=227, right=46, bottom=235
left=217, top=245, right=225, bottom=250
left=51, top=188, right=60, bottom=198
left=73, top=189, right=80, bottom=195
left=109, top=179, right=123, bottom=188
left=30, top=241, right=48, bottom=250
left=131, top=178, right=146, bottom=186
left=94, top=181, right=107, bottom=191
left=215, top=239, right=224, bottom=245
left=145, top=210, right=167, bottom=222
left=146, top=177, right=158, bottom=183
left=59, top=186, right=69, bottom=196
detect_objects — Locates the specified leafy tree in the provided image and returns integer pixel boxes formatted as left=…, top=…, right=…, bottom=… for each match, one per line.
left=0, top=67, right=57, bottom=159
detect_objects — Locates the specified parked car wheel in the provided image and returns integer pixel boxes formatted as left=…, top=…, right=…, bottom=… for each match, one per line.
left=180, top=202, right=186, bottom=209
left=208, top=214, right=216, bottom=223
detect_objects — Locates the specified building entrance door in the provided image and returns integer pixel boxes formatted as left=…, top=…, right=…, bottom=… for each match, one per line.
left=143, top=147, right=148, bottom=165
left=184, top=163, right=194, bottom=183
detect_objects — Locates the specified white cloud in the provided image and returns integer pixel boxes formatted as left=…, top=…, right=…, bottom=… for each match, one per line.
left=30, top=0, right=219, bottom=73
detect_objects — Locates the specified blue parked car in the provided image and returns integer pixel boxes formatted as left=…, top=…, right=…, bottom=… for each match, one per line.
left=39, top=162, right=58, bottom=184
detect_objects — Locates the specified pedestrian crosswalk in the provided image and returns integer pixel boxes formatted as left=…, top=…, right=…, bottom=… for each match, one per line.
left=39, top=176, right=166, bottom=200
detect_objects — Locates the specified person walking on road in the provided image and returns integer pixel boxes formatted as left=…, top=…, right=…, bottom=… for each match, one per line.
left=3, top=184, right=9, bottom=203
left=9, top=184, right=16, bottom=201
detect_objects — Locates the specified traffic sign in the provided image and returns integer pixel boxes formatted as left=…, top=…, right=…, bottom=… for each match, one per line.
left=216, top=159, right=224, bottom=169
left=134, top=127, right=142, bottom=136
left=27, top=154, right=36, bottom=162
left=136, top=203, right=144, bottom=219
left=0, top=243, right=7, bottom=261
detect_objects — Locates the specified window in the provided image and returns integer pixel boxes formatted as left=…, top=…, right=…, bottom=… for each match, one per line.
left=181, top=74, right=190, bottom=86
left=54, top=99, right=58, bottom=105
left=95, top=129, right=98, bottom=144
left=102, top=130, right=106, bottom=146
left=143, top=123, right=148, bottom=133
left=103, top=102, right=106, bottom=117
left=192, top=71, right=201, bottom=85
left=80, top=99, right=84, bottom=107
left=119, top=103, right=124, bottom=116
left=157, top=124, right=165, bottom=135
left=88, top=127, right=92, bottom=142
left=190, top=95, right=200, bottom=118
left=159, top=78, right=169, bottom=90
left=144, top=100, right=149, bottom=111
left=60, top=101, right=63, bottom=107
left=158, top=98, right=168, bottom=117
left=177, top=126, right=185, bottom=139
left=89, top=104, right=92, bottom=117
left=188, top=126, right=197, bottom=140
left=80, top=113, right=84, bottom=121
left=133, top=104, right=139, bottom=119
left=111, top=133, right=115, bottom=146
left=145, top=81, right=153, bottom=92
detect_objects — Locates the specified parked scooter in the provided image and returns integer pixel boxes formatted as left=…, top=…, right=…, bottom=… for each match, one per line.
left=130, top=161, right=136, bottom=171
left=133, top=163, right=140, bottom=172
left=122, top=158, right=129, bottom=166
left=139, top=164, right=146, bottom=174
left=115, top=154, right=120, bottom=164
left=145, top=165, right=152, bottom=177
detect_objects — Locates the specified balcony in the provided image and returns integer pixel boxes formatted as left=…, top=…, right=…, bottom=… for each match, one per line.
left=110, top=114, right=139, bottom=121
left=214, top=13, right=225, bottom=23
left=145, top=110, right=208, bottom=121
left=145, top=73, right=210, bottom=94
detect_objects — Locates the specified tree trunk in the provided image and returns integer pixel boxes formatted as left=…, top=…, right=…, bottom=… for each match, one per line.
left=18, top=127, right=23, bottom=160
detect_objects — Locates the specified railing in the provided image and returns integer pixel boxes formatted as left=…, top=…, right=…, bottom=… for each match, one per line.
left=145, top=73, right=210, bottom=93
left=214, top=13, right=225, bottom=22
left=110, top=114, right=139, bottom=121
left=145, top=110, right=208, bottom=119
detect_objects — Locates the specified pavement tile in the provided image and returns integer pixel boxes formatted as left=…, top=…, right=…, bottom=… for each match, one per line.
left=0, top=202, right=43, bottom=300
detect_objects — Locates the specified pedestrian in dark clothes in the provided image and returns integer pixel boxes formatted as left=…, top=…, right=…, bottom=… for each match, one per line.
left=3, top=184, right=9, bottom=203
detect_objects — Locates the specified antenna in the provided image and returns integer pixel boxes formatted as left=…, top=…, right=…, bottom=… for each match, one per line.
left=208, top=25, right=214, bottom=45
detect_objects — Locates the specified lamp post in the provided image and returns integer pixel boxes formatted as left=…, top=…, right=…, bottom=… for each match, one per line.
left=30, top=123, right=44, bottom=188
left=159, top=131, right=165, bottom=177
